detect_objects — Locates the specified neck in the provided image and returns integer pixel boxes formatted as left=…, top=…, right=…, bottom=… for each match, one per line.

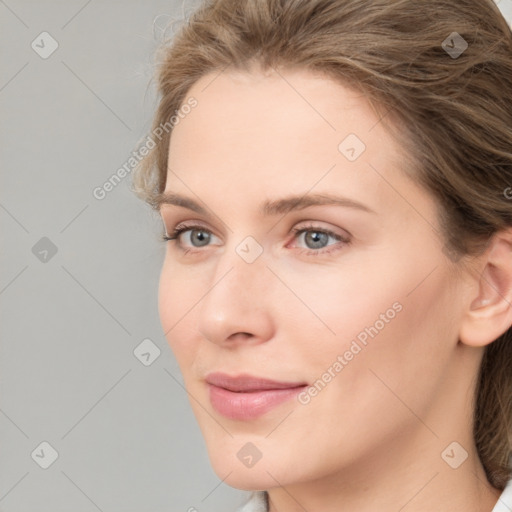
left=267, top=435, right=501, bottom=512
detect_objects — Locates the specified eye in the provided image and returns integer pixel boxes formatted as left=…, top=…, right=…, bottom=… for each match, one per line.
left=162, top=223, right=219, bottom=248
left=289, top=224, right=350, bottom=256
left=162, top=222, right=351, bottom=256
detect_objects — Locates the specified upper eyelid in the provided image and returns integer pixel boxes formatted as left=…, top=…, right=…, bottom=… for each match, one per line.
left=164, top=219, right=346, bottom=233
left=165, top=222, right=350, bottom=243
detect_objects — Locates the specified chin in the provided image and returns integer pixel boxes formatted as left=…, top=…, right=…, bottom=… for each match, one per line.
left=211, top=447, right=320, bottom=494
left=210, top=463, right=277, bottom=491
left=204, top=442, right=287, bottom=490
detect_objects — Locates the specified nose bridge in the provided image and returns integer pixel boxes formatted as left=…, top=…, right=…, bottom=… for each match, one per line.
left=218, top=229, right=269, bottom=293
left=196, top=235, right=273, bottom=343
left=206, top=237, right=268, bottom=312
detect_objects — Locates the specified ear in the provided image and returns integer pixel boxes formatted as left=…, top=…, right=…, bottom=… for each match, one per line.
left=459, top=228, right=512, bottom=347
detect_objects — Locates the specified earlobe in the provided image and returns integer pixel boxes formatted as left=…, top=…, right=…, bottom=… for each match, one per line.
left=459, top=230, right=512, bottom=348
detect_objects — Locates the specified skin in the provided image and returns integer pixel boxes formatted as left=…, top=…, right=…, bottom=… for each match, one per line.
left=157, top=63, right=511, bottom=512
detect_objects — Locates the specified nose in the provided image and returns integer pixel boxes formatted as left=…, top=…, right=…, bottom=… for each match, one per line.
left=197, top=244, right=275, bottom=347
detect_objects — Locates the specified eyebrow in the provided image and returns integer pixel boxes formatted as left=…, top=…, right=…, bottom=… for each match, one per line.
left=156, top=191, right=376, bottom=217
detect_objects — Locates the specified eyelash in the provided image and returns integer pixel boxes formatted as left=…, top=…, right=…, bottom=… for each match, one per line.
left=161, top=222, right=351, bottom=256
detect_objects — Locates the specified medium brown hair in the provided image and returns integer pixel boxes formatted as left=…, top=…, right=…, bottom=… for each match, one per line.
left=132, top=0, right=512, bottom=490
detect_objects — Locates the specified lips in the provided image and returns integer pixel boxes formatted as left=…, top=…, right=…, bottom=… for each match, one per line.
left=205, top=372, right=308, bottom=420
left=205, top=372, right=307, bottom=392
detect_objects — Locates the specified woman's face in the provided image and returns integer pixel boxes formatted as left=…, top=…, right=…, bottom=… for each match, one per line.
left=158, top=66, right=478, bottom=490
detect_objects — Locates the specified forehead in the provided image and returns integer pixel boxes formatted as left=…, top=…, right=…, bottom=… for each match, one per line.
left=163, top=66, right=422, bottom=221
left=173, top=66, right=381, bottom=141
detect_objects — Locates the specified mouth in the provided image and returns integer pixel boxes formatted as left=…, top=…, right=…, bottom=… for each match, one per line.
left=205, top=372, right=308, bottom=420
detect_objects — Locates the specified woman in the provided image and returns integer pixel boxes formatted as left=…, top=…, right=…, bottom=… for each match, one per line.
left=132, top=0, right=512, bottom=510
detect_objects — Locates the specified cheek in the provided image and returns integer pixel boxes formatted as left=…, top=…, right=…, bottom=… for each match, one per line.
left=298, top=240, right=457, bottom=394
left=316, top=240, right=454, bottom=354
left=277, top=252, right=409, bottom=368
left=312, top=260, right=457, bottom=434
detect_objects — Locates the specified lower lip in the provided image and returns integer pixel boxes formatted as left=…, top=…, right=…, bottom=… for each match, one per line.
left=207, top=383, right=307, bottom=420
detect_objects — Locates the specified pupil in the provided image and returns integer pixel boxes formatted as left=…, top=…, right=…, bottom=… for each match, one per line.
left=307, top=231, right=327, bottom=249
left=193, top=230, right=209, bottom=247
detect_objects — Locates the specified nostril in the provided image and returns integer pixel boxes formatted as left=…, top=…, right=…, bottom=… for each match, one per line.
left=229, top=332, right=252, bottom=339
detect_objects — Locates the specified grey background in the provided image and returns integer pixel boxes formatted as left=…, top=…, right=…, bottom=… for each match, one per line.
left=1, top=1, right=511, bottom=511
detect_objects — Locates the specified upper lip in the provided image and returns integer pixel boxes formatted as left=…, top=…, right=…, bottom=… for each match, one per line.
left=205, top=372, right=307, bottom=392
